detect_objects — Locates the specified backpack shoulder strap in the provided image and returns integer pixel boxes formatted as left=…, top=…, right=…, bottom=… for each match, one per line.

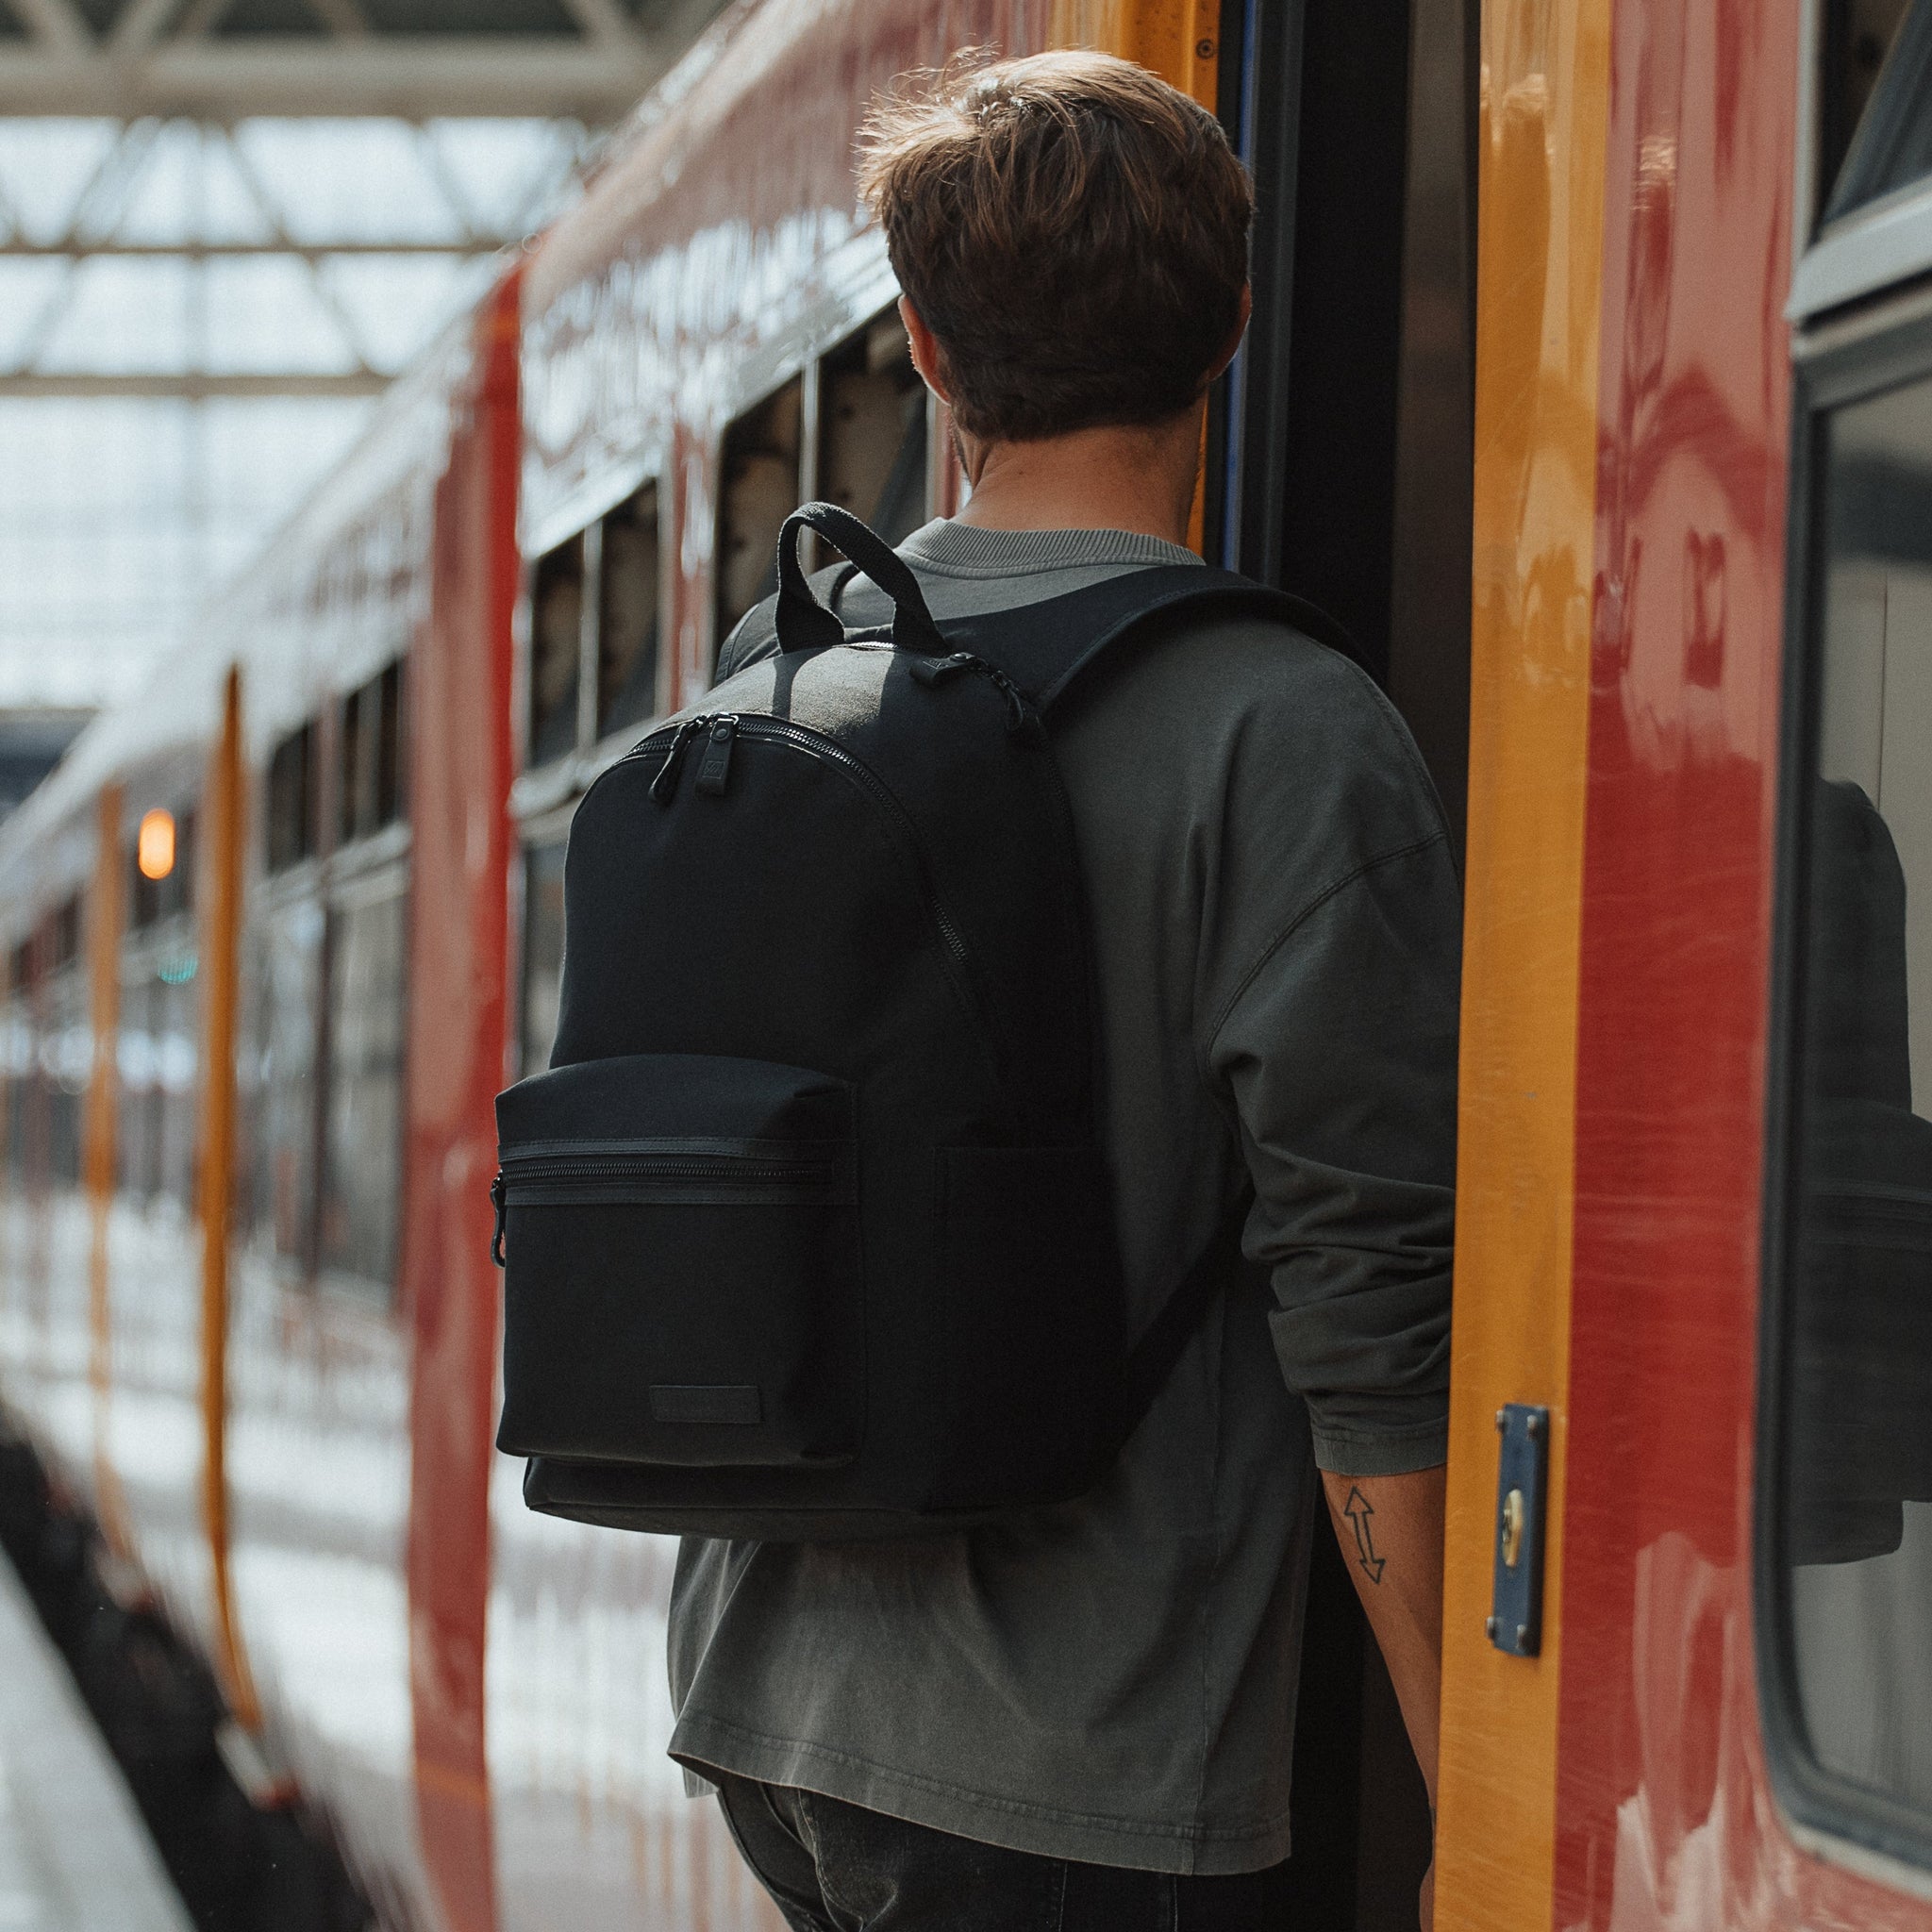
left=941, top=568, right=1346, bottom=1456
left=936, top=565, right=1360, bottom=715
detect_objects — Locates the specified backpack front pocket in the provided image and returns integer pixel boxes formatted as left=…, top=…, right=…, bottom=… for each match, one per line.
left=493, top=1054, right=861, bottom=1469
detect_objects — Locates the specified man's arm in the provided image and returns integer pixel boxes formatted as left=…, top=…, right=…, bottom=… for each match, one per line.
left=1320, top=1464, right=1444, bottom=1810
left=1203, top=673, right=1458, bottom=1928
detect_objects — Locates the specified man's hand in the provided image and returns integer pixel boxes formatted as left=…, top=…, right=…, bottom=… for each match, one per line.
left=1320, top=1464, right=1445, bottom=1927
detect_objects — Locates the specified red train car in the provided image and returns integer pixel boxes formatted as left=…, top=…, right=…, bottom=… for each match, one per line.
left=0, top=0, right=1928, bottom=1928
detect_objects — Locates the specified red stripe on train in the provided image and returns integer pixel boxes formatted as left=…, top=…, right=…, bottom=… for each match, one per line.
left=404, top=269, right=523, bottom=1932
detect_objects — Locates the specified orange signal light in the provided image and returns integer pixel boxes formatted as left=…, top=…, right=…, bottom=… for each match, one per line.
left=138, top=808, right=175, bottom=881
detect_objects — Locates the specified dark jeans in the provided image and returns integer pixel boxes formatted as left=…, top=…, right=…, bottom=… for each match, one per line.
left=713, top=1775, right=1295, bottom=1931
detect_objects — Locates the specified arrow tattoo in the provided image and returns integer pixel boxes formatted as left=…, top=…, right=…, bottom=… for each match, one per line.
left=1342, top=1485, right=1385, bottom=1585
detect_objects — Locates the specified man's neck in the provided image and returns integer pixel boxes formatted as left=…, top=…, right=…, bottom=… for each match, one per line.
left=951, top=408, right=1204, bottom=549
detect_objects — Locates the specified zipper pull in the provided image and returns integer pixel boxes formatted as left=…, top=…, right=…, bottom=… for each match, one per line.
left=911, top=652, right=1038, bottom=735
left=908, top=653, right=976, bottom=687
left=979, top=663, right=1039, bottom=736
left=694, top=714, right=738, bottom=796
left=490, top=1173, right=508, bottom=1267
left=649, top=716, right=707, bottom=805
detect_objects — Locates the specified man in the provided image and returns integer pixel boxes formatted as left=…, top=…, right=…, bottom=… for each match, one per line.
left=668, top=50, right=1457, bottom=1930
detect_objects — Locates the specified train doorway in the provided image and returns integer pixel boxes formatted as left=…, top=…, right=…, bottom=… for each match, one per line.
left=1211, top=0, right=1477, bottom=1920
left=1213, top=0, right=1476, bottom=862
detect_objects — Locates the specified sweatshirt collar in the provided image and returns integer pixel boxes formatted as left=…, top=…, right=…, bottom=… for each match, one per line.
left=896, top=518, right=1204, bottom=577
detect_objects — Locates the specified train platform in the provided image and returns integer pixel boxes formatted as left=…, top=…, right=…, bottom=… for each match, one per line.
left=0, top=1554, right=191, bottom=1932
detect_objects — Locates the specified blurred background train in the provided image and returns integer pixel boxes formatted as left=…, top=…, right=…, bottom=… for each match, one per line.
left=1, top=0, right=1930, bottom=1927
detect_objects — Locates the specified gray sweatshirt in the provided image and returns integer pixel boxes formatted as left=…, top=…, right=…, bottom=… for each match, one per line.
left=665, top=519, right=1458, bottom=1874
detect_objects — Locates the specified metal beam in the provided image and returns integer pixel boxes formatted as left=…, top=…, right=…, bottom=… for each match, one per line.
left=171, top=0, right=242, bottom=40
left=0, top=38, right=672, bottom=116
left=106, top=0, right=188, bottom=56
left=412, top=122, right=487, bottom=243
left=304, top=0, right=373, bottom=40
left=0, top=239, right=509, bottom=256
left=11, top=264, right=83, bottom=375
left=550, top=0, right=641, bottom=53
left=9, top=0, right=92, bottom=53
left=0, top=371, right=390, bottom=396
left=50, top=119, right=163, bottom=248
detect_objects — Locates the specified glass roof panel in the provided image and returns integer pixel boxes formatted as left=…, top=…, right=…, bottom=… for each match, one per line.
left=0, top=116, right=581, bottom=714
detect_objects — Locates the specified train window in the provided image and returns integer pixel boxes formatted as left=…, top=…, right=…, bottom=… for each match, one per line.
left=178, top=809, right=197, bottom=917
left=252, top=896, right=324, bottom=1270
left=181, top=808, right=198, bottom=910
left=266, top=722, right=319, bottom=873
left=596, top=483, right=660, bottom=741
left=31, top=910, right=87, bottom=1194
left=1769, top=360, right=1932, bottom=1850
left=44, top=962, right=84, bottom=1190
left=154, top=968, right=197, bottom=1209
left=2, top=985, right=28, bottom=1191
left=119, top=969, right=160, bottom=1200
left=1821, top=0, right=1928, bottom=223
left=318, top=875, right=407, bottom=1296
left=818, top=313, right=929, bottom=546
left=375, top=660, right=403, bottom=827
left=528, top=534, right=586, bottom=768
left=340, top=660, right=406, bottom=844
left=50, top=895, right=80, bottom=975
left=521, top=837, right=566, bottom=1077
left=716, top=374, right=805, bottom=647
left=341, top=683, right=369, bottom=847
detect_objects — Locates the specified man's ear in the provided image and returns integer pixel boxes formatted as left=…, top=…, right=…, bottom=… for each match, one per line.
left=899, top=296, right=955, bottom=406
left=1206, top=283, right=1253, bottom=384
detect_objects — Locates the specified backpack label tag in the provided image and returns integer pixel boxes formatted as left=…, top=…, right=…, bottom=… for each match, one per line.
left=648, top=1384, right=762, bottom=1425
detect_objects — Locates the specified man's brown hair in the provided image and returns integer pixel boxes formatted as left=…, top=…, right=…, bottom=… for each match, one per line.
left=858, top=51, right=1252, bottom=444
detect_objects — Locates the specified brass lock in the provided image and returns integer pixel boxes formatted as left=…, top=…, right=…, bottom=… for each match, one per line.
left=1500, top=1487, right=1525, bottom=1569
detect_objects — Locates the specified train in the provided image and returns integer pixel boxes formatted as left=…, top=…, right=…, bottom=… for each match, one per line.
left=0, top=0, right=1928, bottom=1926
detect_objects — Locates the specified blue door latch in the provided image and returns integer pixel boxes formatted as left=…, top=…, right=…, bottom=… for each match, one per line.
left=1487, top=1402, right=1549, bottom=1657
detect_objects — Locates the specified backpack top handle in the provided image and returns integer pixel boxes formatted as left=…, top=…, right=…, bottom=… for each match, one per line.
left=775, top=502, right=946, bottom=657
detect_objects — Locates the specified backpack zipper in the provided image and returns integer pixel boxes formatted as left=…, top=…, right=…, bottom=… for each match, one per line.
left=491, top=1141, right=848, bottom=1265
left=631, top=715, right=1011, bottom=1104
left=649, top=715, right=708, bottom=803
left=502, top=1150, right=842, bottom=1188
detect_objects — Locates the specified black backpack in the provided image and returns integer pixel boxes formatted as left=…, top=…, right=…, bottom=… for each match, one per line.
left=491, top=503, right=1326, bottom=1540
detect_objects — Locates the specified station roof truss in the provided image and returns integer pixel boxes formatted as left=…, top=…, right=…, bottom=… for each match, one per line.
left=2, top=115, right=580, bottom=396
left=0, top=0, right=725, bottom=120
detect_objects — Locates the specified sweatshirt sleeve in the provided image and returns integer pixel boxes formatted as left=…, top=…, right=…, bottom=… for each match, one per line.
left=1207, top=718, right=1460, bottom=1477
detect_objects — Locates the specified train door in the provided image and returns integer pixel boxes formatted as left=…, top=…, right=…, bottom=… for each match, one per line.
left=1428, top=0, right=1932, bottom=1923
left=1209, top=0, right=1475, bottom=1923
left=1213, top=0, right=1476, bottom=854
